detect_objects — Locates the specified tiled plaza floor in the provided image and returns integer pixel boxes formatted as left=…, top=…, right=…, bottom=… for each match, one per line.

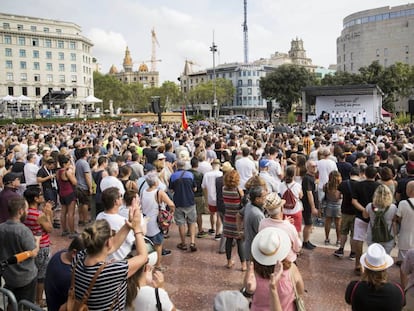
left=49, top=218, right=401, bottom=311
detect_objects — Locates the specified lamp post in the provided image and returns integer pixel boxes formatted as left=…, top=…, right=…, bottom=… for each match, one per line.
left=210, top=35, right=218, bottom=120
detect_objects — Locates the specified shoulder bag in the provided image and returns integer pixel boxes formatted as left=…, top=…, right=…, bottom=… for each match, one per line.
left=290, top=268, right=306, bottom=311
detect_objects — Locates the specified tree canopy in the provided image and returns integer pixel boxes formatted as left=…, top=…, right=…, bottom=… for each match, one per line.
left=321, top=61, right=414, bottom=112
left=259, top=64, right=317, bottom=112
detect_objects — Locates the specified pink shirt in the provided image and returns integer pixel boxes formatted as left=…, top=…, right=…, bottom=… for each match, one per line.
left=259, top=218, right=302, bottom=262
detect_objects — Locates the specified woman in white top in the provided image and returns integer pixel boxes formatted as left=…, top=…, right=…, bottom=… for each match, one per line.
left=280, top=165, right=303, bottom=235
left=140, top=172, right=175, bottom=270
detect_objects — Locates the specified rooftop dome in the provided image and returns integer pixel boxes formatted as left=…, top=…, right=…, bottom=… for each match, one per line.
left=138, top=63, right=149, bottom=72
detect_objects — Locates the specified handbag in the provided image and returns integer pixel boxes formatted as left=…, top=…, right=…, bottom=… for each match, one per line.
left=156, top=190, right=174, bottom=231
left=66, top=261, right=107, bottom=311
left=290, top=268, right=306, bottom=311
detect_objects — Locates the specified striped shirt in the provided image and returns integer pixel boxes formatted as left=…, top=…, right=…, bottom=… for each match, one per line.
left=24, top=207, right=50, bottom=248
left=73, top=250, right=128, bottom=311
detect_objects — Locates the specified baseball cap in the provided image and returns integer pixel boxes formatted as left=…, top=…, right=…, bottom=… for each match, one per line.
left=259, top=159, right=270, bottom=168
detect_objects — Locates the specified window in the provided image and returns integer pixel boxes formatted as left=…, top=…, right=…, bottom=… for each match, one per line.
left=32, top=38, right=39, bottom=46
left=71, top=64, right=76, bottom=72
left=6, top=73, right=13, bottom=81
left=248, top=79, right=252, bottom=86
left=8, top=87, right=14, bottom=96
left=33, top=50, right=39, bottom=58
left=31, top=26, right=37, bottom=32
left=376, top=49, right=380, bottom=57
left=47, top=74, right=53, bottom=82
left=343, top=54, right=346, bottom=62
left=46, top=63, right=53, bottom=71
left=69, top=41, right=76, bottom=49
left=59, top=64, right=65, bottom=71
left=3, top=23, right=10, bottom=29
left=19, top=49, right=26, bottom=57
left=71, top=75, right=77, bottom=82
left=247, top=88, right=252, bottom=95
left=44, top=27, right=49, bottom=33
left=58, top=52, right=64, bottom=60
left=238, top=88, right=242, bottom=95
left=20, top=73, right=27, bottom=81
left=350, top=52, right=353, bottom=60
left=20, top=61, right=27, bottom=69
left=72, top=88, right=77, bottom=97
left=56, top=29, right=62, bottom=34
left=45, top=39, right=52, bottom=48
left=57, top=40, right=64, bottom=48
left=46, top=51, right=52, bottom=59
left=59, top=75, right=65, bottom=82
left=34, top=74, right=40, bottom=82
left=17, top=24, right=23, bottom=31
left=238, top=80, right=242, bottom=86
left=33, top=62, right=40, bottom=70
left=4, top=35, right=11, bottom=44
left=70, top=53, right=76, bottom=61
left=60, top=88, right=65, bottom=92
left=5, top=48, right=12, bottom=57
left=406, top=45, right=410, bottom=54
left=6, top=60, right=12, bottom=69
left=35, top=87, right=41, bottom=96
left=22, top=87, right=28, bottom=96
left=18, top=37, right=25, bottom=45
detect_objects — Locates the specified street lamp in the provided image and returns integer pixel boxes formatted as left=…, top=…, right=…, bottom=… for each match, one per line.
left=210, top=35, right=218, bottom=120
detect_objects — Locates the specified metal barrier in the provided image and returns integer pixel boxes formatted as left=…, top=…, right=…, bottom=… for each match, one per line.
left=18, top=300, right=43, bottom=311
left=0, top=287, right=18, bottom=311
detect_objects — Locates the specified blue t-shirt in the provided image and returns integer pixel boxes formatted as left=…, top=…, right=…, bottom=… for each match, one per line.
left=169, top=170, right=196, bottom=208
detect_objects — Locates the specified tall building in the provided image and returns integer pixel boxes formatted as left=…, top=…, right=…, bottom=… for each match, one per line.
left=0, top=12, right=94, bottom=116
left=337, top=3, right=414, bottom=73
left=108, top=46, right=160, bottom=88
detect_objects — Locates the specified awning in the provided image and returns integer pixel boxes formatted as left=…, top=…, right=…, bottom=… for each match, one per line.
left=381, top=108, right=392, bottom=117
left=42, top=91, right=73, bottom=104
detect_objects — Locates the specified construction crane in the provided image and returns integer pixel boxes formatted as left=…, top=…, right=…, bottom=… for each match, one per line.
left=150, top=28, right=161, bottom=72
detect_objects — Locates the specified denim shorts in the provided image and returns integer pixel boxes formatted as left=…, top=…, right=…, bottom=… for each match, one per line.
left=146, top=231, right=164, bottom=246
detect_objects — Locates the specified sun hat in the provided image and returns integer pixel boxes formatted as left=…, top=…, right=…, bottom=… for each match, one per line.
left=212, top=159, right=221, bottom=166
left=157, top=153, right=166, bottom=160
left=221, top=161, right=234, bottom=173
left=251, top=227, right=291, bottom=266
left=144, top=237, right=158, bottom=266
left=213, top=290, right=249, bottom=311
left=150, top=138, right=160, bottom=148
left=360, top=243, right=393, bottom=271
left=263, top=192, right=285, bottom=213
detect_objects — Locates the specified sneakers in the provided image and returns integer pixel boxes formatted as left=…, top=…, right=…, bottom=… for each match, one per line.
left=303, top=241, right=316, bottom=250
left=214, top=234, right=222, bottom=241
left=349, top=252, right=356, bottom=261
left=208, top=229, right=215, bottom=234
left=197, top=231, right=208, bottom=238
left=190, top=243, right=197, bottom=252
left=324, top=239, right=330, bottom=245
left=162, top=249, right=171, bottom=256
left=334, top=248, right=344, bottom=258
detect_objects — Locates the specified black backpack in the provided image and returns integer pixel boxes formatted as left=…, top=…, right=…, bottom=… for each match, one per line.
left=371, top=206, right=393, bottom=243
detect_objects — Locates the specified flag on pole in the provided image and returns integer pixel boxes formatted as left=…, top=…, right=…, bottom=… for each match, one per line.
left=181, top=106, right=188, bottom=130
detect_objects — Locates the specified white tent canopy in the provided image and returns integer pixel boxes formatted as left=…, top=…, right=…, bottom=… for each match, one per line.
left=1, top=95, right=17, bottom=102
left=16, top=95, right=33, bottom=101
left=83, top=95, right=103, bottom=103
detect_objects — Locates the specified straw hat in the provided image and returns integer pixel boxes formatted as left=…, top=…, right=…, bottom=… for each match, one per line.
left=360, top=243, right=393, bottom=271
left=221, top=161, right=233, bottom=173
left=263, top=192, right=285, bottom=213
left=251, top=227, right=291, bottom=266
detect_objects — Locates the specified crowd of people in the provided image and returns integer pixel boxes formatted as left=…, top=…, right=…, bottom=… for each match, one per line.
left=0, top=118, right=413, bottom=310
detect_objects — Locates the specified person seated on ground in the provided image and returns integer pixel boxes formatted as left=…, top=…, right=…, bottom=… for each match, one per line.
left=44, top=236, right=84, bottom=311
left=345, top=243, right=405, bottom=311
left=125, top=259, right=176, bottom=311
left=243, top=227, right=305, bottom=311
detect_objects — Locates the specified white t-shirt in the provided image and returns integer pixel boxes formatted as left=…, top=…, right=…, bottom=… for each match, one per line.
left=129, top=286, right=174, bottom=311
left=396, top=199, right=414, bottom=250
left=96, top=212, right=134, bottom=261
left=100, top=176, right=125, bottom=195
left=317, top=158, right=337, bottom=189
left=140, top=188, right=161, bottom=237
left=235, top=157, right=257, bottom=189
left=268, top=159, right=282, bottom=182
left=279, top=181, right=303, bottom=215
left=24, top=162, right=39, bottom=186
left=201, top=170, right=223, bottom=206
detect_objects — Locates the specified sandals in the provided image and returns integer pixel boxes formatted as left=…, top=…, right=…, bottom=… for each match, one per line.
left=177, top=243, right=188, bottom=251
left=226, top=260, right=235, bottom=269
left=190, top=243, right=197, bottom=252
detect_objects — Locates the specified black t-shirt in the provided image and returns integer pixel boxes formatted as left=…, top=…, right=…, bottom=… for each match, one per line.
left=143, top=148, right=159, bottom=165
left=301, top=173, right=318, bottom=209
left=337, top=161, right=353, bottom=181
left=188, top=169, right=203, bottom=197
left=345, top=280, right=405, bottom=311
left=338, top=179, right=358, bottom=215
left=396, top=176, right=414, bottom=201
left=352, top=180, right=380, bottom=222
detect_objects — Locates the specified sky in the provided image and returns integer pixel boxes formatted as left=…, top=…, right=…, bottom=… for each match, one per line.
left=1, top=0, right=409, bottom=83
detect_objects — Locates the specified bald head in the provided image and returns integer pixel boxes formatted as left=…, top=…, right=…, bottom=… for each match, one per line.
left=406, top=180, right=414, bottom=198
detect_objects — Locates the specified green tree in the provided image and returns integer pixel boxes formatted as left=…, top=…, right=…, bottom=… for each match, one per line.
left=158, top=81, right=181, bottom=111
left=93, top=72, right=126, bottom=109
left=260, top=64, right=316, bottom=112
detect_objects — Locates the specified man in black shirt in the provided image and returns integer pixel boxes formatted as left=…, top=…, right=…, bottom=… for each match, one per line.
left=351, top=165, right=380, bottom=275
left=301, top=160, right=319, bottom=250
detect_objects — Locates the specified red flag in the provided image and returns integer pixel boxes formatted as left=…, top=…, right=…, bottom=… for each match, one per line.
left=181, top=106, right=188, bottom=130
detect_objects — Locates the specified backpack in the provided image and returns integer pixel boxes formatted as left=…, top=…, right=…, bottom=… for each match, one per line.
left=371, top=206, right=393, bottom=243
left=156, top=190, right=174, bottom=232
left=282, top=183, right=297, bottom=210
